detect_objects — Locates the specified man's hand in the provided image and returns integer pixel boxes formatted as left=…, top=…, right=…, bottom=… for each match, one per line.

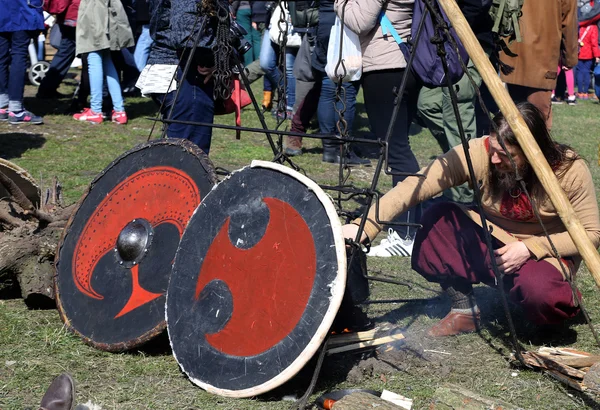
left=494, top=241, right=531, bottom=274
left=252, top=22, right=258, bottom=30
left=342, top=224, right=367, bottom=244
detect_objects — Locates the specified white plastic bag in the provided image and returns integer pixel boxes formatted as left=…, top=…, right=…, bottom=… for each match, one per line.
left=269, top=3, right=302, bottom=48
left=325, top=16, right=363, bottom=83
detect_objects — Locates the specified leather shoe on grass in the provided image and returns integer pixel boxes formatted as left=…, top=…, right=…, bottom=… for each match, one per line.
left=427, top=309, right=480, bottom=337
left=40, top=373, right=74, bottom=410
left=284, top=135, right=303, bottom=156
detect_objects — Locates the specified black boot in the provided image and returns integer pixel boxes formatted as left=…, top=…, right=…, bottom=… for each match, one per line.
left=39, top=373, right=74, bottom=410
left=322, top=144, right=371, bottom=166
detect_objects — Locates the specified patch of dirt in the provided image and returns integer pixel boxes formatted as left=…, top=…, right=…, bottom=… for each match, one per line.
left=339, top=325, right=458, bottom=386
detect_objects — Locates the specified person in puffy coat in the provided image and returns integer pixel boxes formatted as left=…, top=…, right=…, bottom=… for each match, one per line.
left=0, top=0, right=45, bottom=124
left=73, top=0, right=134, bottom=124
left=575, top=23, right=600, bottom=99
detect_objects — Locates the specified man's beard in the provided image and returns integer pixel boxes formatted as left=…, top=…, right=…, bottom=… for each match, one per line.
left=489, top=162, right=531, bottom=199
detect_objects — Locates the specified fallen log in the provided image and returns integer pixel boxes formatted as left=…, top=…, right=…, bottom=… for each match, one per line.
left=331, top=392, right=402, bottom=410
left=0, top=164, right=72, bottom=307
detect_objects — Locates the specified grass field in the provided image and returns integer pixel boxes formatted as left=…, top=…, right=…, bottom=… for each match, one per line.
left=1, top=76, right=600, bottom=409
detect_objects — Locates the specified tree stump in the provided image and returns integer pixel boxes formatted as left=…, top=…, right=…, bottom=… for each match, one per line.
left=0, top=163, right=74, bottom=308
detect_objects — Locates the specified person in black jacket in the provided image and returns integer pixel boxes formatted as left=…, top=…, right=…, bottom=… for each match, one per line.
left=166, top=0, right=235, bottom=153
left=135, top=0, right=179, bottom=119
left=286, top=0, right=369, bottom=165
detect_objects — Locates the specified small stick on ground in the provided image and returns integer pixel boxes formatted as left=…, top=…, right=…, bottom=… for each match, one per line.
left=327, top=333, right=405, bottom=355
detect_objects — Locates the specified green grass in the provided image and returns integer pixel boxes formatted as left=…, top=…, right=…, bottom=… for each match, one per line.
left=1, top=78, right=600, bottom=409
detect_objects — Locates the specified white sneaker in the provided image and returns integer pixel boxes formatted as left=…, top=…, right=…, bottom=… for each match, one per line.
left=368, top=228, right=414, bottom=257
left=378, top=228, right=401, bottom=245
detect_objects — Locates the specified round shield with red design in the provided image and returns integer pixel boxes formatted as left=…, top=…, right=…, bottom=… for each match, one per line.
left=166, top=161, right=347, bottom=398
left=55, top=139, right=217, bottom=352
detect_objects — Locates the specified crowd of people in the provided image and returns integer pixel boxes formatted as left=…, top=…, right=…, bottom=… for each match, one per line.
left=2, top=0, right=600, bottom=337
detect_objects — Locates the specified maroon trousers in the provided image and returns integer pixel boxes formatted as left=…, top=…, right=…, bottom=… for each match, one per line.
left=412, top=203, right=579, bottom=325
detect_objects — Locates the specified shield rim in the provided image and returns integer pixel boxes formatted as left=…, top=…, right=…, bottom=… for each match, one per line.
left=54, top=138, right=217, bottom=352
left=167, top=160, right=347, bottom=398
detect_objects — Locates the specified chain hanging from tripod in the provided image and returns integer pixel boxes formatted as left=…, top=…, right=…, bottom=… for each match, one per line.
left=212, top=0, right=234, bottom=100
left=274, top=0, right=290, bottom=137
left=331, top=0, right=354, bottom=211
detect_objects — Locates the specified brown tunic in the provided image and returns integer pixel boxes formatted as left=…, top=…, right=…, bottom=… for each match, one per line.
left=355, top=137, right=600, bottom=277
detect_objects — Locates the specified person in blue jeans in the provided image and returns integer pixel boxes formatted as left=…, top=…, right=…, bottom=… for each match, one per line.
left=74, top=0, right=134, bottom=124
left=0, top=0, right=44, bottom=124
left=132, top=0, right=153, bottom=72
left=318, top=75, right=366, bottom=164
left=286, top=0, right=368, bottom=165
left=166, top=66, right=214, bottom=154
left=594, top=62, right=600, bottom=100
left=167, top=0, right=223, bottom=153
left=134, top=25, right=153, bottom=72
left=37, top=0, right=81, bottom=100
left=259, top=5, right=298, bottom=117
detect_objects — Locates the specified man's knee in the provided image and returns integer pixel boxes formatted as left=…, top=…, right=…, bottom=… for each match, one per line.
left=510, top=267, right=577, bottom=325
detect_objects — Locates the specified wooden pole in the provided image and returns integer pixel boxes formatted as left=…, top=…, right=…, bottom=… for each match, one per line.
left=437, top=0, right=600, bottom=288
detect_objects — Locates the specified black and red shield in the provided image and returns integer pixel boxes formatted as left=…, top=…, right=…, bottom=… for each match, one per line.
left=55, top=139, right=217, bottom=352
left=166, top=161, right=347, bottom=397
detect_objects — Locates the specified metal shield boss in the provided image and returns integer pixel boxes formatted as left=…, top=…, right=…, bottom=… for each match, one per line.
left=55, top=139, right=217, bottom=351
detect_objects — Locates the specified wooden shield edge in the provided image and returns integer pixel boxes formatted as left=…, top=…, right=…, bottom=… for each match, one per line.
left=172, top=160, right=347, bottom=398
left=54, top=138, right=217, bottom=352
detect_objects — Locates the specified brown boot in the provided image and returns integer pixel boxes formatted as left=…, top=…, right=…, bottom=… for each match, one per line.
left=262, top=91, right=273, bottom=111
left=284, top=136, right=303, bottom=156
left=39, top=373, right=74, bottom=410
left=427, top=309, right=481, bottom=337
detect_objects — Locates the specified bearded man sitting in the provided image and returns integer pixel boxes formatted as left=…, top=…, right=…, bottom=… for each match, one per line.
left=343, top=102, right=600, bottom=336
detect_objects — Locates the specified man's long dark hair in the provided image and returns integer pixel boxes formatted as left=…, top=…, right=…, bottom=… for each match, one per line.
left=491, top=101, right=580, bottom=202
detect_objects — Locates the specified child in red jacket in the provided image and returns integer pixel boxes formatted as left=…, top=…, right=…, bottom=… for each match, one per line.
left=576, top=23, right=600, bottom=99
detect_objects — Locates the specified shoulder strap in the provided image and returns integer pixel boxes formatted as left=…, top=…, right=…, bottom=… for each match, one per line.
left=580, top=26, right=592, bottom=43
left=379, top=12, right=403, bottom=45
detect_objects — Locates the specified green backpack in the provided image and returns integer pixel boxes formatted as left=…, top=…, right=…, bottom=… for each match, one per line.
left=288, top=1, right=320, bottom=30
left=489, top=0, right=524, bottom=56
